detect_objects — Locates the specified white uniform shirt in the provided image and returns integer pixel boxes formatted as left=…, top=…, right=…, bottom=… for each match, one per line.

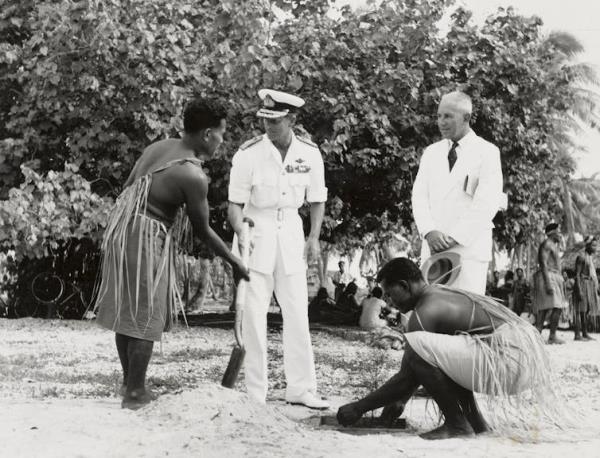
left=229, top=133, right=327, bottom=274
left=411, top=130, right=503, bottom=262
left=332, top=271, right=353, bottom=286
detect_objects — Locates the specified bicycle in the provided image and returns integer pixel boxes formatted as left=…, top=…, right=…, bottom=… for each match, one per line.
left=30, top=271, right=93, bottom=319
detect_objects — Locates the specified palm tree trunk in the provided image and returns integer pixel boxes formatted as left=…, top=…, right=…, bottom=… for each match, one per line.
left=526, top=239, right=534, bottom=279
left=562, top=178, right=576, bottom=248
left=320, top=243, right=330, bottom=287
left=183, top=260, right=191, bottom=310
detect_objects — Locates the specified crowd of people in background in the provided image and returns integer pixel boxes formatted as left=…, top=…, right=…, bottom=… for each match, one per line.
left=486, top=262, right=599, bottom=340
left=308, top=260, right=402, bottom=330
left=307, top=236, right=600, bottom=343
left=487, top=269, right=533, bottom=314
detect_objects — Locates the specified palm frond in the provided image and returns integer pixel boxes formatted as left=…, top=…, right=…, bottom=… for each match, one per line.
left=546, top=31, right=585, bottom=56
left=567, top=63, right=600, bottom=86
left=566, top=178, right=600, bottom=234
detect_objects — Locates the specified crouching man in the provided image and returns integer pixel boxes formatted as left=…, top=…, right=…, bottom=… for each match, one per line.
left=337, top=258, right=562, bottom=440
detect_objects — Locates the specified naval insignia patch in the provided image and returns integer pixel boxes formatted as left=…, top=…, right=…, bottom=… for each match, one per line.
left=297, top=136, right=317, bottom=148
left=240, top=135, right=263, bottom=150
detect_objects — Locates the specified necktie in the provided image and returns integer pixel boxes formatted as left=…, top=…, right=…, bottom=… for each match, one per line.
left=447, top=141, right=458, bottom=171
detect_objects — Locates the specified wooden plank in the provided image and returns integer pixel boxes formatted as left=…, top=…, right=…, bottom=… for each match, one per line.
left=319, top=415, right=406, bottom=429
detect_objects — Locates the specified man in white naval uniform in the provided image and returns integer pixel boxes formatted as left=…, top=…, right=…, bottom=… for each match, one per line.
left=228, top=89, right=329, bottom=409
left=412, top=91, right=504, bottom=294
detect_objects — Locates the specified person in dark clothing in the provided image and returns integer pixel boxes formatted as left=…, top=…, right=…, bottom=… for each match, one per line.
left=496, top=270, right=514, bottom=307
left=334, top=282, right=362, bottom=325
left=308, top=287, right=336, bottom=323
left=512, top=268, right=530, bottom=316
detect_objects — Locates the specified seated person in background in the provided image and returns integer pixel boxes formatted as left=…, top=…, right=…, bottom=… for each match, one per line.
left=333, top=261, right=354, bottom=302
left=337, top=282, right=361, bottom=311
left=308, top=287, right=336, bottom=322
left=496, top=270, right=514, bottom=307
left=359, top=286, right=390, bottom=330
left=335, top=282, right=362, bottom=325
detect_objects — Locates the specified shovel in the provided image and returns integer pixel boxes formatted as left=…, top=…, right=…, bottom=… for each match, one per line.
left=221, top=217, right=253, bottom=388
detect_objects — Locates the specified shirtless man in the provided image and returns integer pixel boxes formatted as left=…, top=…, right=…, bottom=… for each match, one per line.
left=532, top=223, right=566, bottom=344
left=337, top=257, right=552, bottom=440
left=94, top=98, right=249, bottom=409
left=573, top=235, right=599, bottom=341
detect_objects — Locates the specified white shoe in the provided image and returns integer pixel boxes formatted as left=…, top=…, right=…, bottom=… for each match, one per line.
left=286, top=392, right=330, bottom=410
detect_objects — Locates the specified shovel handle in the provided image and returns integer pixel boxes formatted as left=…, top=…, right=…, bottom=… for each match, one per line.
left=234, top=217, right=253, bottom=348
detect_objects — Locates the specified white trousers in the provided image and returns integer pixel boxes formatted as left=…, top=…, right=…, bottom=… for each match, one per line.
left=242, top=244, right=317, bottom=402
left=452, top=258, right=488, bottom=295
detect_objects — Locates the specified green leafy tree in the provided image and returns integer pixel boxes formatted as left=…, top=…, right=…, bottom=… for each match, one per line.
left=541, top=31, right=600, bottom=247
left=0, top=163, right=112, bottom=260
left=1, top=0, right=596, bottom=306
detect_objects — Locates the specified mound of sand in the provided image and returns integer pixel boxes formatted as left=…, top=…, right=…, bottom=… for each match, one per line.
left=142, top=385, right=406, bottom=457
left=145, top=385, right=300, bottom=433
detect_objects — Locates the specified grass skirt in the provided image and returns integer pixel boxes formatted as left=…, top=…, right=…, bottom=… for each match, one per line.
left=573, top=278, right=600, bottom=315
left=532, top=270, right=567, bottom=312
left=409, top=287, right=577, bottom=440
left=93, top=173, right=189, bottom=341
left=405, top=323, right=534, bottom=396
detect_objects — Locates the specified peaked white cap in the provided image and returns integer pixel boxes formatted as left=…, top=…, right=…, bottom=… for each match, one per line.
left=256, top=89, right=305, bottom=118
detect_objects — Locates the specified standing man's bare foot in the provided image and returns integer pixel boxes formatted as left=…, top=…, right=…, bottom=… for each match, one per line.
left=121, top=390, right=158, bottom=410
left=419, top=421, right=474, bottom=440
left=547, top=336, right=565, bottom=345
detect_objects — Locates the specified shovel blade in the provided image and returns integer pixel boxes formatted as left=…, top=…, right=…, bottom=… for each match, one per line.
left=221, top=345, right=246, bottom=388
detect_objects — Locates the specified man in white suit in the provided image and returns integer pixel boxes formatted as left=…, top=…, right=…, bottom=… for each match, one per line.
left=411, top=91, right=503, bottom=294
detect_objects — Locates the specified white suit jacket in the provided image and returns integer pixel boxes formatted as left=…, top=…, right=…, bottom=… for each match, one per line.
left=411, top=130, right=503, bottom=262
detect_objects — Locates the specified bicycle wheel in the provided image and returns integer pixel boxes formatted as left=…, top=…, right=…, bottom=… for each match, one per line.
left=31, top=272, right=64, bottom=305
left=56, top=283, right=92, bottom=320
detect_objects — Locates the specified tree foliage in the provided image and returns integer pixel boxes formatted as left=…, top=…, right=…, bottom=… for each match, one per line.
left=0, top=163, right=112, bottom=261
left=565, top=176, right=600, bottom=237
left=0, top=0, right=595, bottom=267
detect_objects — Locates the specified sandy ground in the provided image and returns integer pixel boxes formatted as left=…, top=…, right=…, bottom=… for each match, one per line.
left=1, top=318, right=599, bottom=458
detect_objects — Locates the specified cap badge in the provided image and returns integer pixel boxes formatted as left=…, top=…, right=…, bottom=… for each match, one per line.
left=264, top=95, right=275, bottom=108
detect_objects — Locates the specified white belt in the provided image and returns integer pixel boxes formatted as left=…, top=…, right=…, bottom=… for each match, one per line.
left=245, top=207, right=299, bottom=223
